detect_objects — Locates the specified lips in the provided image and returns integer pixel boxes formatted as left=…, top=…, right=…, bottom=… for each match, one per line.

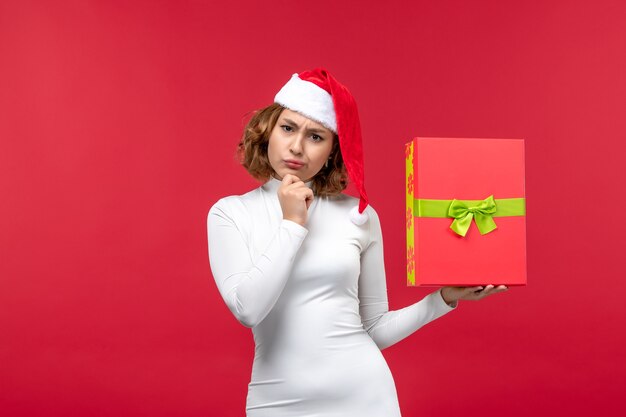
left=284, top=159, right=305, bottom=168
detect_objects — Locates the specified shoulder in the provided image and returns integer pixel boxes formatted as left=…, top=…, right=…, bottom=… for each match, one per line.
left=207, top=186, right=263, bottom=222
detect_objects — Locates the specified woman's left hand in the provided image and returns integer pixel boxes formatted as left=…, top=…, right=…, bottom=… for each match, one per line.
left=441, top=285, right=508, bottom=304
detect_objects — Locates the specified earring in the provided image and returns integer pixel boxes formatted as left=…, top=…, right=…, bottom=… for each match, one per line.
left=325, top=157, right=331, bottom=168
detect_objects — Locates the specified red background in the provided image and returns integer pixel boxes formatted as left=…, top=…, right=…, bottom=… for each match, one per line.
left=1, top=1, right=625, bottom=416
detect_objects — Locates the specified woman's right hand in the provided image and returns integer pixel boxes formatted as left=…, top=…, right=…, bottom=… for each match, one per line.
left=277, top=174, right=314, bottom=227
left=441, top=285, right=508, bottom=304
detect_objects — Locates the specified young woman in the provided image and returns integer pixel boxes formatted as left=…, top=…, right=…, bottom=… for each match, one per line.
left=207, top=68, right=507, bottom=416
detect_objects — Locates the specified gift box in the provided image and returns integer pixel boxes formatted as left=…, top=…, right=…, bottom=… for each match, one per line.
left=405, top=137, right=527, bottom=286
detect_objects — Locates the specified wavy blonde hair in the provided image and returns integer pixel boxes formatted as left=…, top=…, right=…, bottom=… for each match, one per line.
left=236, top=103, right=348, bottom=196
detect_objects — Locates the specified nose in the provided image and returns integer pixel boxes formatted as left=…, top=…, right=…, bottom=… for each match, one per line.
left=289, top=133, right=304, bottom=155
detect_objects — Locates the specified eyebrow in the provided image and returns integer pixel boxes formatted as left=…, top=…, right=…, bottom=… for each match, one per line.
left=282, top=117, right=329, bottom=135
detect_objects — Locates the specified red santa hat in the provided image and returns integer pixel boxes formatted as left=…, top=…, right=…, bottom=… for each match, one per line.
left=274, top=68, right=369, bottom=225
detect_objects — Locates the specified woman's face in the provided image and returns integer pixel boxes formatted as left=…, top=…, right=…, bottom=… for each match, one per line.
left=267, top=109, right=335, bottom=183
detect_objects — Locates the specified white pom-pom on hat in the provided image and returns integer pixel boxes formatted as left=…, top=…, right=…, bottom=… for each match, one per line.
left=349, top=205, right=369, bottom=226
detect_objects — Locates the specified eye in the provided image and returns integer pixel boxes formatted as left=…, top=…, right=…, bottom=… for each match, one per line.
left=311, top=134, right=323, bottom=142
left=280, top=125, right=293, bottom=132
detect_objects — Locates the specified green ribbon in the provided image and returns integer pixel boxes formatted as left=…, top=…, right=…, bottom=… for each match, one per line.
left=414, top=196, right=526, bottom=237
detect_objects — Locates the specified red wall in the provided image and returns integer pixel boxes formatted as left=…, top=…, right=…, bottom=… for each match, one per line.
left=1, top=1, right=624, bottom=416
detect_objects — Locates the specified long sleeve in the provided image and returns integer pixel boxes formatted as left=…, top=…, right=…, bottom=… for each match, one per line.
left=358, top=205, right=457, bottom=350
left=207, top=198, right=308, bottom=328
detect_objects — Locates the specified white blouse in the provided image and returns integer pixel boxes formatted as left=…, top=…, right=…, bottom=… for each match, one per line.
left=207, top=176, right=457, bottom=416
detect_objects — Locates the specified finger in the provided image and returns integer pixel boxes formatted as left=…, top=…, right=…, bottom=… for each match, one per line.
left=480, top=284, right=495, bottom=297
left=292, top=188, right=314, bottom=203
left=292, top=187, right=313, bottom=196
left=302, top=188, right=314, bottom=206
left=281, top=174, right=293, bottom=185
left=305, top=194, right=314, bottom=209
left=490, top=285, right=509, bottom=295
left=282, top=182, right=307, bottom=195
left=284, top=180, right=305, bottom=189
left=284, top=179, right=308, bottom=191
left=282, top=174, right=302, bottom=186
left=468, top=286, right=484, bottom=294
left=471, top=285, right=488, bottom=300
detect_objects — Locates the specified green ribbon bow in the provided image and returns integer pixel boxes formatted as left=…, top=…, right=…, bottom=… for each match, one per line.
left=448, top=195, right=497, bottom=237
